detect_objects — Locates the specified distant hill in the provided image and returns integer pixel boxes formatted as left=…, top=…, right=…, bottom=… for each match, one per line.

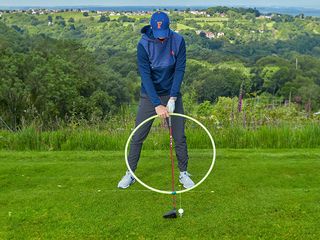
left=257, top=7, right=320, bottom=17
left=1, top=5, right=320, bottom=16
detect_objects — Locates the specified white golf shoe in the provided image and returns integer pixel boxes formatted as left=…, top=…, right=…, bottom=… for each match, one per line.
left=118, top=170, right=135, bottom=189
left=179, top=171, right=195, bottom=189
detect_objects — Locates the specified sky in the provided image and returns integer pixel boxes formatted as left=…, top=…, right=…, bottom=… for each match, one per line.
left=0, top=0, right=319, bottom=8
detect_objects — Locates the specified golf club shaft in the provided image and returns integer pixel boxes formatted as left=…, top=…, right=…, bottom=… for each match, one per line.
left=169, top=116, right=176, bottom=209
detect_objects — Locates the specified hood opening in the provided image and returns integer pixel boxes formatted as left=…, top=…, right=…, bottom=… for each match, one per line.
left=141, top=25, right=172, bottom=41
left=141, top=25, right=154, bottom=38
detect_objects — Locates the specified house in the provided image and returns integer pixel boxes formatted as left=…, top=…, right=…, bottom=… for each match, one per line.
left=217, top=32, right=225, bottom=37
left=206, top=31, right=215, bottom=39
left=257, top=15, right=272, bottom=19
left=195, top=30, right=216, bottom=39
left=190, top=10, right=206, bottom=15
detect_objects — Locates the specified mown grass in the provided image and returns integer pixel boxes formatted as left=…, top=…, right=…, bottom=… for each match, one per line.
left=0, top=149, right=319, bottom=239
left=185, top=17, right=229, bottom=22
left=1, top=123, right=319, bottom=151
left=176, top=23, right=195, bottom=30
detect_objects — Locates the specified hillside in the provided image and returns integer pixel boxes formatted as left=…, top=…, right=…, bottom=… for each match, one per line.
left=1, top=6, right=320, bottom=129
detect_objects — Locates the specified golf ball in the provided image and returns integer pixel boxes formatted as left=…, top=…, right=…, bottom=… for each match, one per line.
left=178, top=208, right=184, bottom=214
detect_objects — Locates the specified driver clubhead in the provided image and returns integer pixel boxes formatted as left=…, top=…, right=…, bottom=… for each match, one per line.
left=163, top=209, right=177, bottom=219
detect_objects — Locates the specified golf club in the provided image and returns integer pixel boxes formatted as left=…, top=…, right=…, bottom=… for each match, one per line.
left=163, top=116, right=177, bottom=219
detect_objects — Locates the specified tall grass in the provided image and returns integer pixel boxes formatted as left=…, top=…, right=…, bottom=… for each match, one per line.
left=1, top=123, right=319, bottom=151
left=1, top=97, right=319, bottom=151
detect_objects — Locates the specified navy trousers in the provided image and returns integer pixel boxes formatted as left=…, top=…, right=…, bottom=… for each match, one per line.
left=128, top=94, right=189, bottom=172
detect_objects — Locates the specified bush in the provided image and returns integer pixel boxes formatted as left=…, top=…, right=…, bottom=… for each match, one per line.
left=118, top=15, right=135, bottom=22
left=99, top=15, right=110, bottom=23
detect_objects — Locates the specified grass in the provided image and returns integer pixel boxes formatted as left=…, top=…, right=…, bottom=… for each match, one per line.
left=1, top=149, right=320, bottom=239
left=185, top=17, right=229, bottom=22
left=187, top=59, right=251, bottom=77
left=176, top=23, right=194, bottom=30
left=1, top=122, right=320, bottom=150
left=197, top=21, right=224, bottom=27
left=266, top=22, right=275, bottom=29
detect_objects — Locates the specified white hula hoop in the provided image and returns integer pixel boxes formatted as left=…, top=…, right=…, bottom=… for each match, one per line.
left=124, top=113, right=216, bottom=195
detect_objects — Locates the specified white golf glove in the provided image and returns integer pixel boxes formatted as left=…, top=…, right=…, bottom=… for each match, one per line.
left=166, top=97, right=176, bottom=113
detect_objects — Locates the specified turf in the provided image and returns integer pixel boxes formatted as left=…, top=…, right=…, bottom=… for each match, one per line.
left=1, top=149, right=320, bottom=239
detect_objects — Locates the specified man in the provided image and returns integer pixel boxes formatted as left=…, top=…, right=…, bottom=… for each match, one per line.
left=118, top=11, right=194, bottom=189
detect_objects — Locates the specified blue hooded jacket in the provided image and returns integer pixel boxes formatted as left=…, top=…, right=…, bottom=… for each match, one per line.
left=137, top=25, right=186, bottom=107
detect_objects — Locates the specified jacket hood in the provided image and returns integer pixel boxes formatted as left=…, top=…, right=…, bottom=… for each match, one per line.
left=141, top=25, right=172, bottom=41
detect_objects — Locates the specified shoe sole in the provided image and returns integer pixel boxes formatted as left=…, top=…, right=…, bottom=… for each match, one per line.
left=118, top=179, right=136, bottom=189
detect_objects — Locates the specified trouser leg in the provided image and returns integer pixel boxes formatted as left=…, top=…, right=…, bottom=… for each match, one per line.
left=128, top=94, right=189, bottom=173
left=127, top=95, right=156, bottom=172
left=160, top=95, right=189, bottom=172
left=171, top=97, right=189, bottom=172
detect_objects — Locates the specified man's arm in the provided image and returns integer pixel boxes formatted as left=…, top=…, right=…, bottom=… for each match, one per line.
left=170, top=37, right=186, bottom=98
left=137, top=43, right=161, bottom=107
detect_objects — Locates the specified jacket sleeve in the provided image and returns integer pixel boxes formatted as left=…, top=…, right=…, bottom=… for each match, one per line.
left=137, top=43, right=161, bottom=107
left=170, top=37, right=186, bottom=98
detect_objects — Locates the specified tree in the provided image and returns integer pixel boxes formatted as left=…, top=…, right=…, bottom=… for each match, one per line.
left=118, top=15, right=135, bottom=22
left=199, top=31, right=206, bottom=38
left=244, top=13, right=256, bottom=22
left=99, top=15, right=110, bottom=23
left=195, top=68, right=247, bottom=102
left=31, top=17, right=41, bottom=26
left=83, top=12, right=89, bottom=17
left=281, top=76, right=320, bottom=109
left=0, top=24, right=134, bottom=129
left=57, top=20, right=66, bottom=27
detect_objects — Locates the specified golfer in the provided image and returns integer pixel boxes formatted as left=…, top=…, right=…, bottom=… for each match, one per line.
left=118, top=11, right=194, bottom=189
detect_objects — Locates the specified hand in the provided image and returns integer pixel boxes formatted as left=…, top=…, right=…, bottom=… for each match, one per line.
left=155, top=105, right=169, bottom=119
left=166, top=97, right=176, bottom=113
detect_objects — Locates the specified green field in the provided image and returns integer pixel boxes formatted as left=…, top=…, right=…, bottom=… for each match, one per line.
left=185, top=17, right=229, bottom=22
left=176, top=23, right=194, bottom=30
left=1, top=149, right=319, bottom=239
